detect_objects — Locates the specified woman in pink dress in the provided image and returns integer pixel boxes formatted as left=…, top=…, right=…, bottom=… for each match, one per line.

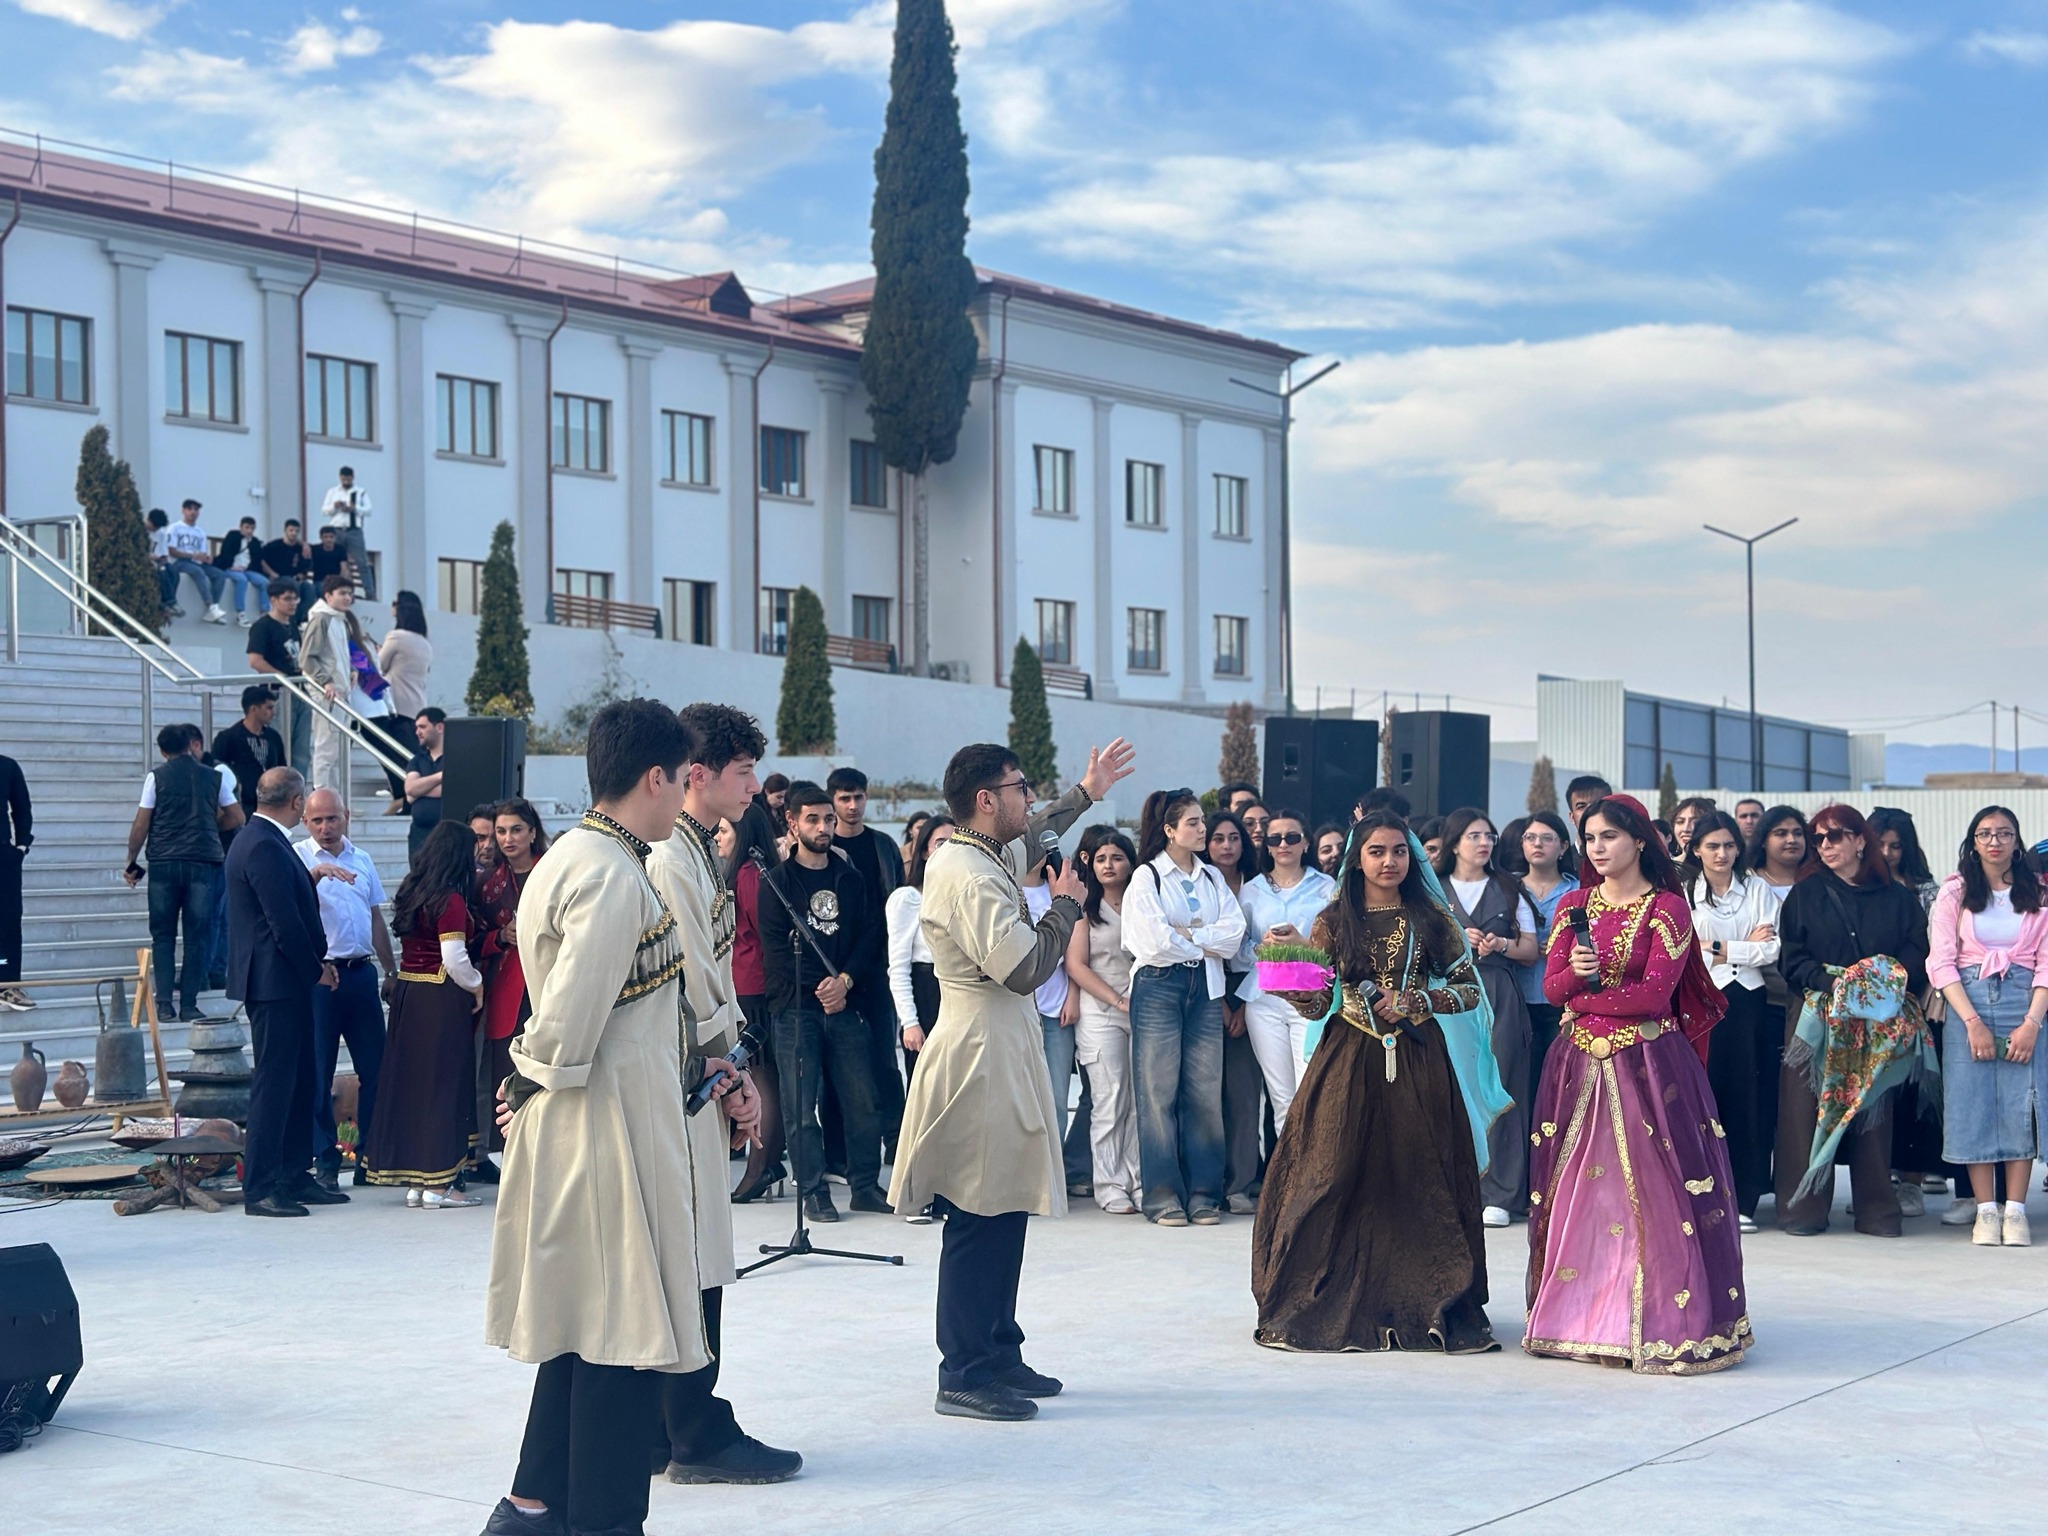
left=1527, top=794, right=1751, bottom=1375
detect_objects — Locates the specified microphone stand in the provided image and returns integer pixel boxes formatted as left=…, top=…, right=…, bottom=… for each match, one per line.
left=738, top=851, right=902, bottom=1277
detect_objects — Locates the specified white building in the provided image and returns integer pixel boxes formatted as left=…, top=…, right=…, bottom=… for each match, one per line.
left=1, top=138, right=1297, bottom=714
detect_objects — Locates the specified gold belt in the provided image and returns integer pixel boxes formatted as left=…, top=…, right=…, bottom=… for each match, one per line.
left=1565, top=1018, right=1670, bottom=1059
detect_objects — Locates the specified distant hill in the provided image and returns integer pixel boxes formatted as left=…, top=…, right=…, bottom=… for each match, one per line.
left=1885, top=744, right=2048, bottom=785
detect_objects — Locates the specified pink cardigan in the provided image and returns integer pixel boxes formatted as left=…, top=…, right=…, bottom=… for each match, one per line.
left=1926, top=874, right=2048, bottom=988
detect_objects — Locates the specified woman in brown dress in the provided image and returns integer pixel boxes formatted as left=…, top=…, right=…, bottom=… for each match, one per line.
left=1252, top=812, right=1500, bottom=1353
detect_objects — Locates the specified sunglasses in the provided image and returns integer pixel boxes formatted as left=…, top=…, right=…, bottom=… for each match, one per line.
left=1814, top=827, right=1857, bottom=846
left=1268, top=831, right=1305, bottom=846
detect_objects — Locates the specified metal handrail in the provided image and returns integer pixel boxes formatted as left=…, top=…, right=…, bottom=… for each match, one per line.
left=0, top=520, right=411, bottom=779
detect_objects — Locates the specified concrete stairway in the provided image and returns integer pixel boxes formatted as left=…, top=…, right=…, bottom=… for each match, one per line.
left=2, top=631, right=412, bottom=1101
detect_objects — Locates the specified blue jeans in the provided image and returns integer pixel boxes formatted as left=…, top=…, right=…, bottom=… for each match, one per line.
left=1040, top=1012, right=1077, bottom=1146
left=147, top=859, right=219, bottom=1016
left=1128, top=962, right=1226, bottom=1220
left=310, top=959, right=387, bottom=1170
left=168, top=558, right=225, bottom=608
left=1944, top=965, right=2048, bottom=1164
left=219, top=567, right=262, bottom=614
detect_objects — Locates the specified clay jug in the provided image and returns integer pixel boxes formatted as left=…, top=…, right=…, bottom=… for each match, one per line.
left=10, top=1042, right=46, bottom=1112
left=52, top=1060, right=89, bottom=1110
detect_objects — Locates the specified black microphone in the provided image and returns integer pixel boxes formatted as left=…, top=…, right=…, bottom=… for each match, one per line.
left=1038, top=828, right=1064, bottom=878
left=1565, top=906, right=1602, bottom=992
left=686, top=1035, right=753, bottom=1116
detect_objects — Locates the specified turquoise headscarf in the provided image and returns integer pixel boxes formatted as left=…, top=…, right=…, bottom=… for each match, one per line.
left=1301, top=826, right=1513, bottom=1175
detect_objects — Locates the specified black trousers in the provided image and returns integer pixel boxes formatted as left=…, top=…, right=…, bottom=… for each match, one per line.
left=934, top=1201, right=1028, bottom=1392
left=378, top=712, right=419, bottom=805
left=1706, top=982, right=1768, bottom=1219
left=245, top=992, right=316, bottom=1204
left=1527, top=1003, right=1563, bottom=1108
left=0, top=846, right=21, bottom=984
left=1774, top=1000, right=1900, bottom=1235
left=655, top=1286, right=741, bottom=1465
left=1221, top=1027, right=1266, bottom=1199
left=309, top=959, right=385, bottom=1169
left=513, top=1353, right=660, bottom=1535
left=1063, top=1071, right=1093, bottom=1188
left=774, top=1005, right=881, bottom=1196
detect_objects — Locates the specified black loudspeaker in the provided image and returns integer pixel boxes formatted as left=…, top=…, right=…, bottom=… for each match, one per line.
left=0, top=1243, right=82, bottom=1431
left=442, top=717, right=527, bottom=824
left=1263, top=717, right=1377, bottom=831
left=1390, top=710, right=1490, bottom=820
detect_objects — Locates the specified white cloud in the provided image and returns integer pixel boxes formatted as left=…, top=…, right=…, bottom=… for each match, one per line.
left=279, top=19, right=382, bottom=76
left=1963, top=31, right=2048, bottom=67
left=11, top=0, right=160, bottom=41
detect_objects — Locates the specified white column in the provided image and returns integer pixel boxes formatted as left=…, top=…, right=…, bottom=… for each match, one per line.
left=1261, top=425, right=1286, bottom=712
left=722, top=353, right=763, bottom=652
left=816, top=373, right=850, bottom=633
left=1090, top=396, right=1118, bottom=701
left=619, top=337, right=660, bottom=609
left=102, top=239, right=159, bottom=505
left=508, top=316, right=556, bottom=625
left=1179, top=412, right=1206, bottom=705
left=385, top=295, right=435, bottom=599
left=994, top=376, right=1020, bottom=681
left=254, top=265, right=311, bottom=536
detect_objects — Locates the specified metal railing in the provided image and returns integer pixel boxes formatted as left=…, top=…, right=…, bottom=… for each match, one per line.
left=546, top=590, right=662, bottom=636
left=1, top=512, right=87, bottom=655
left=1043, top=665, right=1095, bottom=700
left=825, top=634, right=898, bottom=672
left=0, top=519, right=410, bottom=794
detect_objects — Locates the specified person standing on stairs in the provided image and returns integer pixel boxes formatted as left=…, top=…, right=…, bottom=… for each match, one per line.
left=0, top=752, right=31, bottom=1013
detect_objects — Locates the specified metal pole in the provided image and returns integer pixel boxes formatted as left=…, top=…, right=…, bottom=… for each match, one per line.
left=5, top=547, right=17, bottom=665
left=2016, top=704, right=2022, bottom=775
left=140, top=653, right=153, bottom=768
left=201, top=688, right=214, bottom=747
left=1704, top=518, right=1797, bottom=793
left=1991, top=700, right=1998, bottom=773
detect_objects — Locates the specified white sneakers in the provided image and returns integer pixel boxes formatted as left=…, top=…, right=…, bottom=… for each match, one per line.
left=1972, top=1203, right=2032, bottom=1246
left=203, top=604, right=228, bottom=624
left=1941, top=1196, right=1979, bottom=1227
left=237, top=612, right=254, bottom=627
left=1102, top=1195, right=1137, bottom=1215
left=0, top=986, right=35, bottom=1012
left=1972, top=1205, right=2002, bottom=1246
left=1738, top=1214, right=1759, bottom=1234
left=1482, top=1206, right=1511, bottom=1228
left=2004, top=1205, right=2032, bottom=1247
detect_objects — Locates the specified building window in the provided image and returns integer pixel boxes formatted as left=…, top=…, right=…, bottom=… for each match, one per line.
left=664, top=410, right=713, bottom=486
left=852, top=595, right=892, bottom=645
left=760, top=427, right=807, bottom=498
left=1127, top=607, right=1165, bottom=672
left=663, top=578, right=717, bottom=646
left=1214, top=475, right=1247, bottom=538
left=1035, top=599, right=1075, bottom=666
left=851, top=439, right=890, bottom=509
left=436, top=557, right=484, bottom=616
left=6, top=307, right=90, bottom=404
left=165, top=331, right=241, bottom=424
left=305, top=354, right=375, bottom=443
left=758, top=586, right=794, bottom=656
left=1126, top=460, right=1164, bottom=527
left=551, top=393, right=611, bottom=473
left=554, top=568, right=614, bottom=603
left=1034, top=446, right=1074, bottom=515
left=1214, top=615, right=1249, bottom=677
left=438, top=375, right=500, bottom=459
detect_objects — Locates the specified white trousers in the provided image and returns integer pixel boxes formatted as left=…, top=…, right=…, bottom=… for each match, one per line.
left=311, top=710, right=347, bottom=794
left=1074, top=1005, right=1139, bottom=1206
left=1244, top=992, right=1309, bottom=1136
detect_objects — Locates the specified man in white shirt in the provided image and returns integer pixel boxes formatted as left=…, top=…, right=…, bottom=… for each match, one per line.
left=164, top=498, right=230, bottom=624
left=319, top=466, right=375, bottom=599
left=297, top=787, right=395, bottom=1193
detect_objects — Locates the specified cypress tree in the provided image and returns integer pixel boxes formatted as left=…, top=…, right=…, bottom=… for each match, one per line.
left=466, top=520, right=532, bottom=716
left=863, top=0, right=980, bottom=677
left=1218, top=701, right=1259, bottom=787
left=1657, top=761, right=1679, bottom=822
left=777, top=585, right=836, bottom=754
left=1526, top=754, right=1558, bottom=815
left=1008, top=636, right=1057, bottom=790
left=75, top=425, right=162, bottom=636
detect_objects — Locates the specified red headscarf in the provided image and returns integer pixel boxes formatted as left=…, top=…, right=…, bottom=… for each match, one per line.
left=1597, top=793, right=1727, bottom=1061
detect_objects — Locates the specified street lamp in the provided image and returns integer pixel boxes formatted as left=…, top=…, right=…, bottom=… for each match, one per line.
left=1233, top=359, right=1340, bottom=715
left=1703, top=517, right=1798, bottom=793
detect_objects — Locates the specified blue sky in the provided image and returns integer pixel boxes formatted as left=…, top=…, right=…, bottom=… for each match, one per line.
left=5, top=0, right=2046, bottom=745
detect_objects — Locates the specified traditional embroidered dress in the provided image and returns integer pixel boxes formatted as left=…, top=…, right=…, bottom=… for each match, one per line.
left=1528, top=885, right=1751, bottom=1375
left=486, top=813, right=710, bottom=1373
left=647, top=809, right=744, bottom=1289
left=363, top=893, right=476, bottom=1189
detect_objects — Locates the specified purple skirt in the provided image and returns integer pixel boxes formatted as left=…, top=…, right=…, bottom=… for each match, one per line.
left=1525, top=1027, right=1752, bottom=1375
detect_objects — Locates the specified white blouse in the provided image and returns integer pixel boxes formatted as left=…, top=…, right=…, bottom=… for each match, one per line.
left=885, top=884, right=931, bottom=1029
left=1120, top=854, right=1247, bottom=1000
left=1236, top=868, right=1338, bottom=1003
left=1689, top=876, right=1781, bottom=992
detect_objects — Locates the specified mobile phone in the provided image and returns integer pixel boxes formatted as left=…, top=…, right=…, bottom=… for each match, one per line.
left=1566, top=907, right=1602, bottom=992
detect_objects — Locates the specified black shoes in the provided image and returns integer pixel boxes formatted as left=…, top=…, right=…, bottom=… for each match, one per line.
left=996, top=1363, right=1063, bottom=1398
left=731, top=1161, right=786, bottom=1204
left=244, top=1195, right=309, bottom=1218
left=936, top=1384, right=1037, bottom=1421
left=292, top=1176, right=350, bottom=1206
left=480, top=1497, right=566, bottom=1535
left=468, top=1157, right=502, bottom=1185
left=664, top=1434, right=804, bottom=1485
left=313, top=1168, right=343, bottom=1195
left=848, top=1184, right=892, bottom=1214
left=804, top=1189, right=840, bottom=1223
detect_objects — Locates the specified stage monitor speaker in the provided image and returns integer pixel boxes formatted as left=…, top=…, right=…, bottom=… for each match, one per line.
left=1263, top=717, right=1377, bottom=831
left=0, top=1243, right=81, bottom=1432
left=1390, top=710, right=1490, bottom=820
left=441, top=717, right=527, bottom=825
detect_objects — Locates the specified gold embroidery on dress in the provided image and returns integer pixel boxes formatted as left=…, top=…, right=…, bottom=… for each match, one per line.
left=1590, top=1164, right=1605, bottom=1178
left=1559, top=1268, right=1579, bottom=1281
left=1530, top=1190, right=1543, bottom=1205
left=1542, top=1122, right=1558, bottom=1137
left=1585, top=887, right=1655, bottom=990
left=1682, top=1221, right=1695, bottom=1235
left=1684, top=1176, right=1716, bottom=1195
left=1674, top=1289, right=1691, bottom=1309
left=1610, top=1223, right=1624, bottom=1236
left=1710, top=1119, right=1726, bottom=1138
left=1649, top=912, right=1690, bottom=959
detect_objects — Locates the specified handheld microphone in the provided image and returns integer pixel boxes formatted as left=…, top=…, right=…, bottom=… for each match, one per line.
left=686, top=1036, right=754, bottom=1116
left=1565, top=907, right=1602, bottom=992
left=1038, top=828, right=1064, bottom=878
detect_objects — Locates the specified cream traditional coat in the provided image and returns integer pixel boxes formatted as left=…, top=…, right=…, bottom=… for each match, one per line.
left=890, top=788, right=1089, bottom=1219
left=485, top=820, right=711, bottom=1373
left=647, top=815, right=742, bottom=1290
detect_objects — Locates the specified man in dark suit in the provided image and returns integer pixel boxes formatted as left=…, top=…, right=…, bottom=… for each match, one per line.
left=0, top=752, right=31, bottom=1013
left=225, top=767, right=340, bottom=1218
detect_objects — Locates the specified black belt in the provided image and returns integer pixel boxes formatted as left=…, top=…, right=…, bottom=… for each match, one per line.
left=331, top=956, right=374, bottom=968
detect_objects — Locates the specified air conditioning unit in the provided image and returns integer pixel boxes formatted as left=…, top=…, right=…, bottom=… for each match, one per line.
left=930, top=660, right=972, bottom=684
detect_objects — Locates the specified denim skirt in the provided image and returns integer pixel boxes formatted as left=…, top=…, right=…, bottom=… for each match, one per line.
left=1942, top=965, right=2047, bottom=1163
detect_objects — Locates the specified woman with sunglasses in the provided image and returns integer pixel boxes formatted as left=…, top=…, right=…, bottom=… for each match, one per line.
left=1929, top=807, right=2048, bottom=1247
left=1773, top=805, right=1931, bottom=1237
left=1237, top=810, right=1339, bottom=1138
left=1121, top=788, right=1246, bottom=1226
